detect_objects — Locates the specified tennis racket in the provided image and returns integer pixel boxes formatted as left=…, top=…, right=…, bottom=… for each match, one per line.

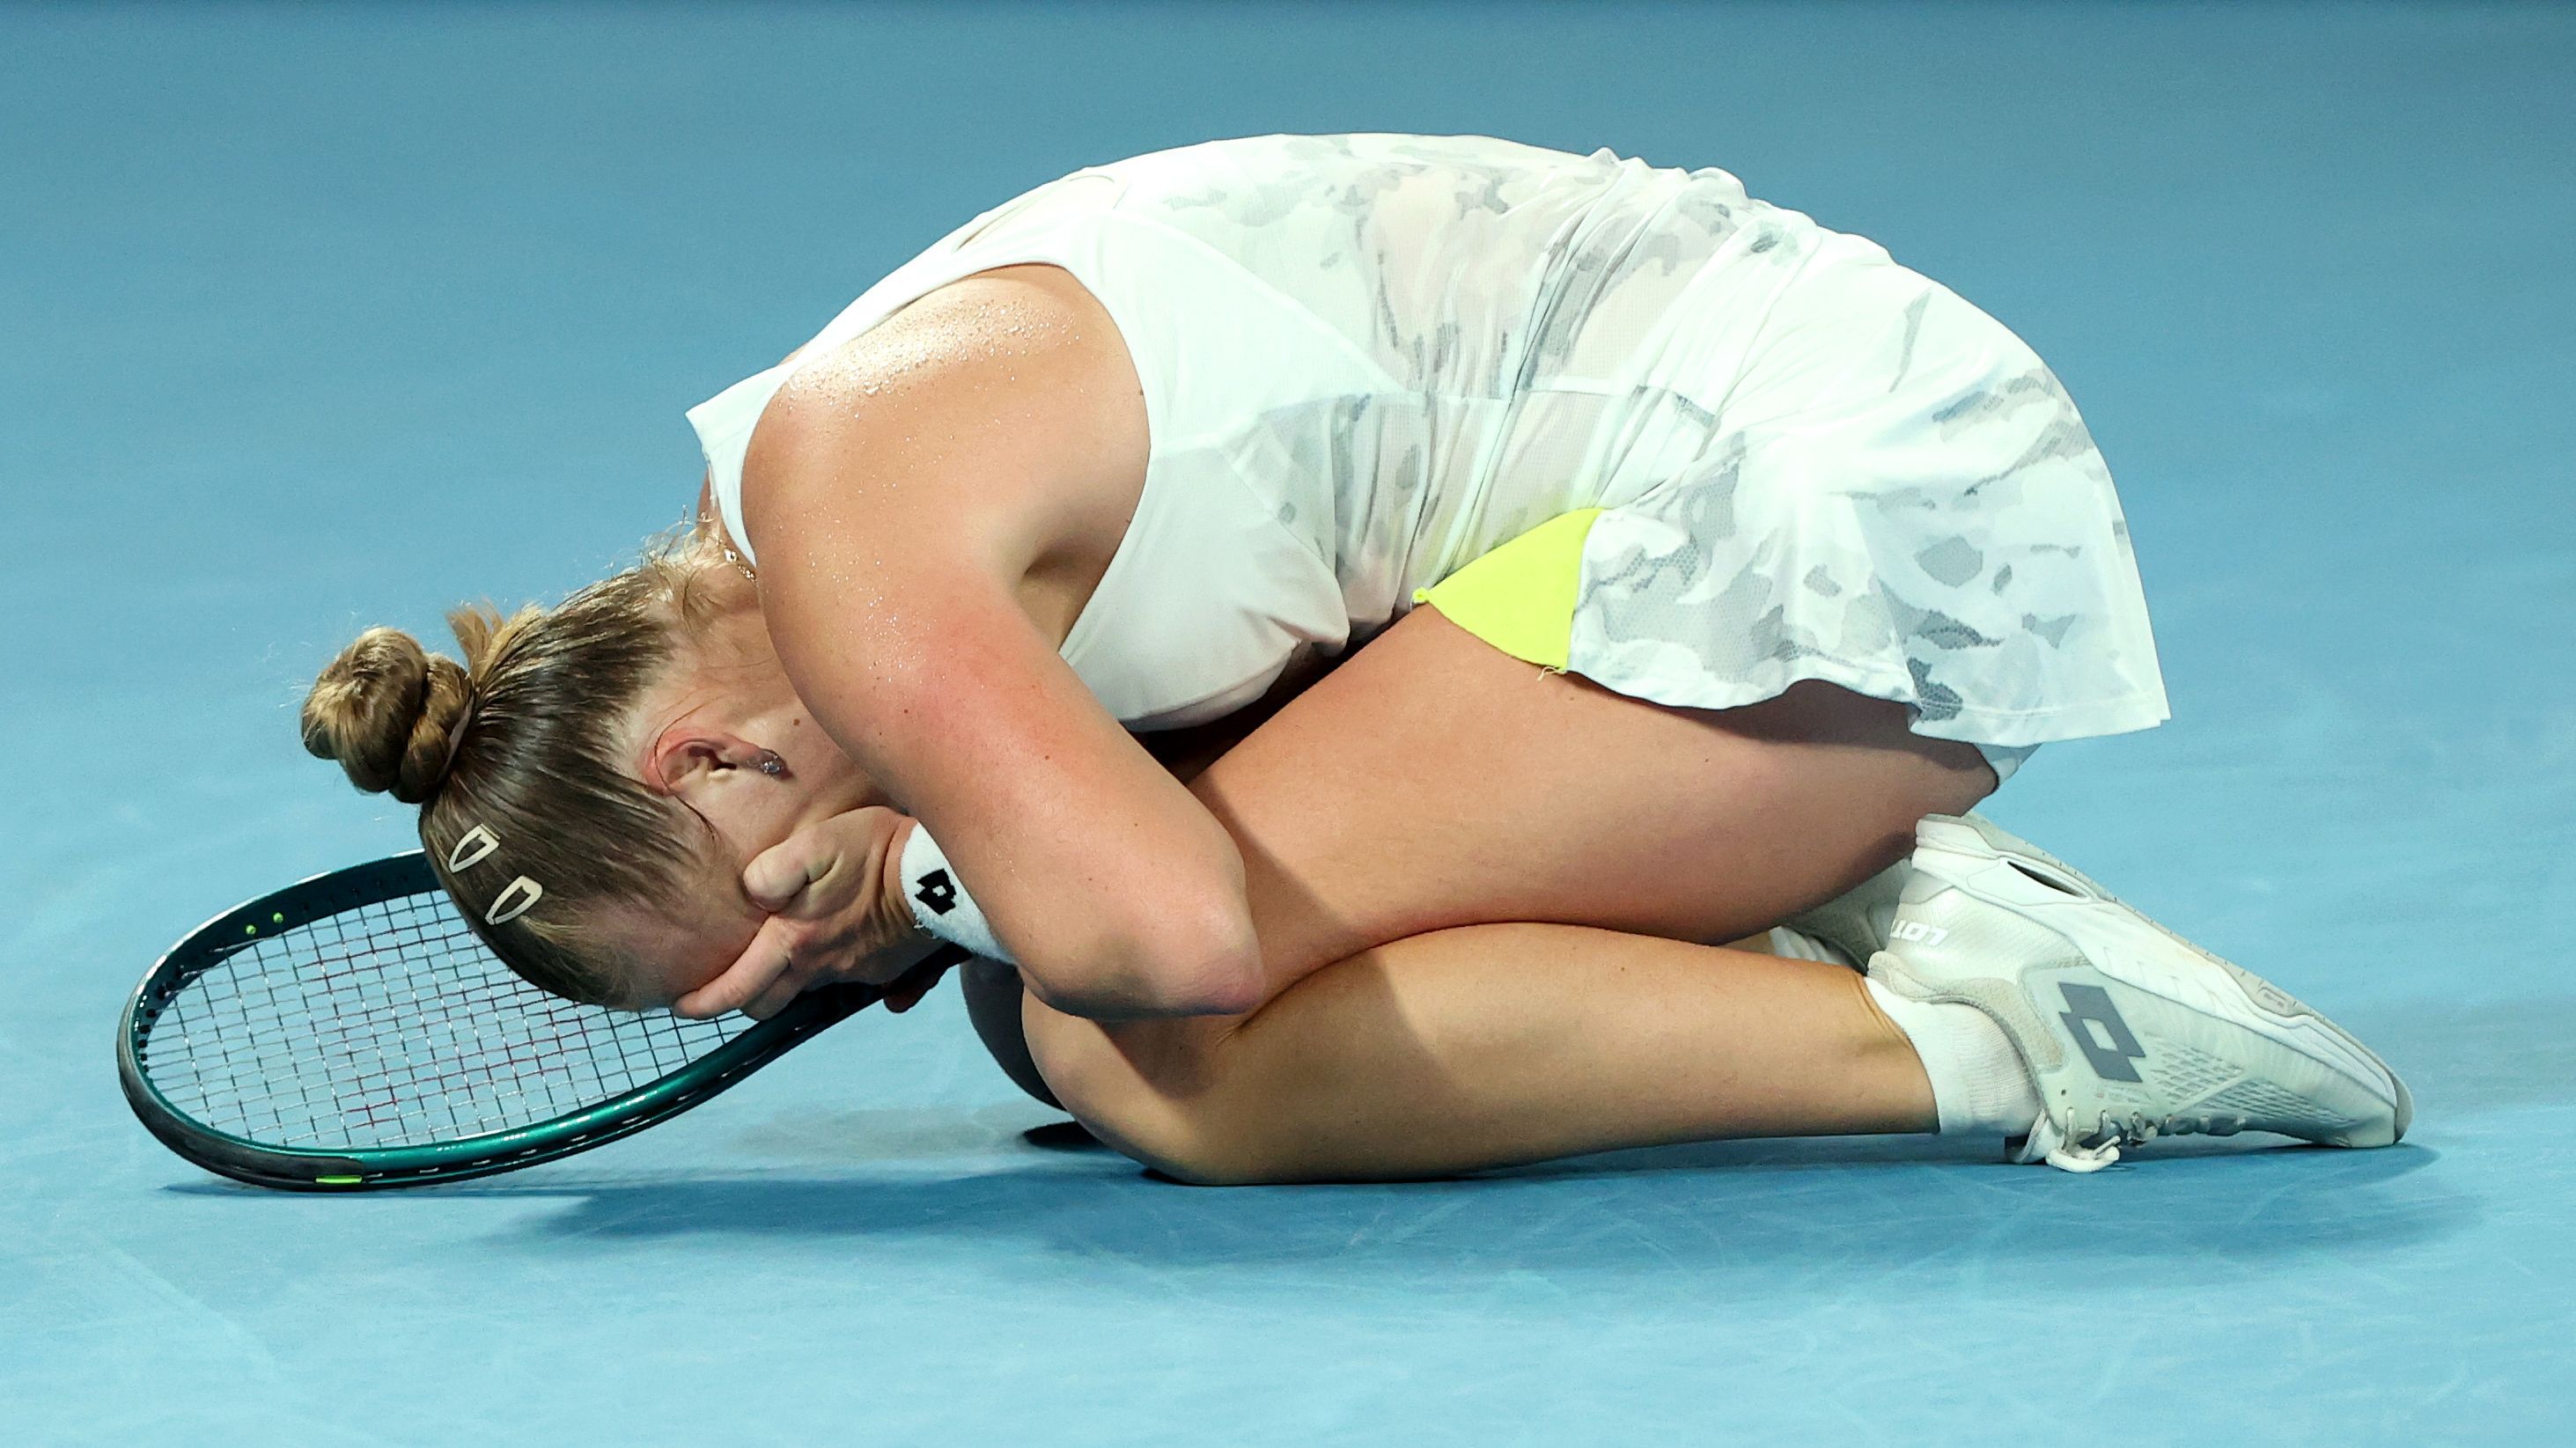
left=119, top=851, right=964, bottom=1191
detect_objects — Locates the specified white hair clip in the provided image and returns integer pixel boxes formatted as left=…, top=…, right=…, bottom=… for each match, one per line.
left=448, top=823, right=542, bottom=926
left=485, top=876, right=544, bottom=926
left=447, top=824, right=501, bottom=871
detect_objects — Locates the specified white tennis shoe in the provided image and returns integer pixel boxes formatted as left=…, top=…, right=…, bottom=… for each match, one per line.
left=1866, top=813, right=2412, bottom=1172
left=1784, top=856, right=1909, bottom=968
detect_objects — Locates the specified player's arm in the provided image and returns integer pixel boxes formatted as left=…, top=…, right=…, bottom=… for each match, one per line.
left=742, top=273, right=1262, bottom=1019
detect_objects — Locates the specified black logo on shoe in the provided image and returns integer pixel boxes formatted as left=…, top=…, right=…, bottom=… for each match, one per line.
left=2059, top=983, right=2146, bottom=1083
left=914, top=869, right=958, bottom=916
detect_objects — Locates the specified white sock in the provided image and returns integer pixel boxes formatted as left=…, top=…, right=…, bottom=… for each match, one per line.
left=1864, top=977, right=2042, bottom=1138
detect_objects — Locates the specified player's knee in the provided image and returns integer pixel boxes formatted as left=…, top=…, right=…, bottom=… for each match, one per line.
left=1064, top=1077, right=1269, bottom=1186
left=1020, top=1006, right=1277, bottom=1185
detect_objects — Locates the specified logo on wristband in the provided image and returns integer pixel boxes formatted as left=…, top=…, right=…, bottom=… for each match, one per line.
left=914, top=869, right=959, bottom=915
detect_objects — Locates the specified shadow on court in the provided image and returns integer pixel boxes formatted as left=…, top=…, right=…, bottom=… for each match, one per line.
left=168, top=1135, right=2459, bottom=1279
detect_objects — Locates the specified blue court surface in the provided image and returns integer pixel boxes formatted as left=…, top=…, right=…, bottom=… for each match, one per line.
left=6, top=4, right=2570, bottom=1444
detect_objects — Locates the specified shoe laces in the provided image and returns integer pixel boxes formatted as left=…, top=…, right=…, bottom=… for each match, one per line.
left=2020, top=1110, right=2247, bottom=1174
left=2018, top=1115, right=2118, bottom=1173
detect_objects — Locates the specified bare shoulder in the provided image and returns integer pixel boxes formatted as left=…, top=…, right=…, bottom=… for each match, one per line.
left=739, top=265, right=1148, bottom=582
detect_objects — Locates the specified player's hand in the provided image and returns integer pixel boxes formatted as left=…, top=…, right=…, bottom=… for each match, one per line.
left=673, top=807, right=947, bottom=1021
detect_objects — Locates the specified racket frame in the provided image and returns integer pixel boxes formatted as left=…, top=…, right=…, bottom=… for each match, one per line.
left=118, top=852, right=938, bottom=1191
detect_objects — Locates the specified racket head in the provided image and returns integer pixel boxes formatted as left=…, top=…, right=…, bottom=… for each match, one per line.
left=119, top=852, right=908, bottom=1191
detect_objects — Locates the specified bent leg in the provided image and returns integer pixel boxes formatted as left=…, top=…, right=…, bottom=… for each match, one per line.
left=1196, top=605, right=1996, bottom=1002
left=1015, top=605, right=1994, bottom=1179
left=1026, top=924, right=1934, bottom=1184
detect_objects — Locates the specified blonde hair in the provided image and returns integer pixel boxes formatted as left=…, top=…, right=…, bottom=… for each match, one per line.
left=300, top=533, right=726, bottom=1006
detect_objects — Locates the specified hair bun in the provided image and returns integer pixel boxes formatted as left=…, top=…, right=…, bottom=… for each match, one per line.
left=302, top=627, right=475, bottom=804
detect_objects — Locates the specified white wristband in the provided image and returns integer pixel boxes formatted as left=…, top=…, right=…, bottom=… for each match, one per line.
left=899, top=821, right=1012, bottom=963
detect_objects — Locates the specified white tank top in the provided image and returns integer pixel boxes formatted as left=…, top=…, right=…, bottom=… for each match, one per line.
left=688, top=133, right=1860, bottom=730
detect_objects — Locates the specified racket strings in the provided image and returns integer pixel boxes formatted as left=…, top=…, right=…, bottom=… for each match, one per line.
left=142, top=889, right=747, bottom=1149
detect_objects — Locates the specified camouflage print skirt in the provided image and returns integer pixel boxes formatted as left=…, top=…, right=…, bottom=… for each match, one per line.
left=1420, top=242, right=2171, bottom=769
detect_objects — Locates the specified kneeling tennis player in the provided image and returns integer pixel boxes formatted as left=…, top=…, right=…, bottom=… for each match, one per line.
left=302, top=135, right=2409, bottom=1180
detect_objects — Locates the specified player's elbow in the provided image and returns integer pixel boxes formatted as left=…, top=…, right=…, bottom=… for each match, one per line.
left=1150, top=927, right=1266, bottom=1017
left=1042, top=897, right=1264, bottom=1018
left=1116, top=896, right=1265, bottom=1015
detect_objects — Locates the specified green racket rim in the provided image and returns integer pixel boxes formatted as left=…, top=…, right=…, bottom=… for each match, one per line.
left=118, top=853, right=946, bottom=1192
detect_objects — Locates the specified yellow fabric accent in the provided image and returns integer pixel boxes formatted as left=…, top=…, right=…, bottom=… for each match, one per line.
left=1409, top=507, right=1603, bottom=672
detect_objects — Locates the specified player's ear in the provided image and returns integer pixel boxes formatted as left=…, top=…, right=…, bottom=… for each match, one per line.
left=646, top=730, right=766, bottom=796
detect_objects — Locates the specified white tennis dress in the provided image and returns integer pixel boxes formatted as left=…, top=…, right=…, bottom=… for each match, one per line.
left=688, top=134, right=2168, bottom=763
